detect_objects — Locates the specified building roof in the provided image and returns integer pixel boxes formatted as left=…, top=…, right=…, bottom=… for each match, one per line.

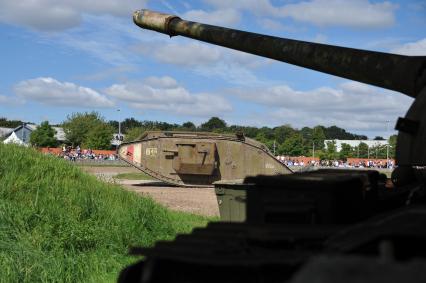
left=0, top=127, right=13, bottom=138
left=3, top=131, right=28, bottom=146
left=3, top=123, right=66, bottom=142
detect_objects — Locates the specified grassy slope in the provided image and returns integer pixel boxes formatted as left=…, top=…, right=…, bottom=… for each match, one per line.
left=0, top=144, right=210, bottom=282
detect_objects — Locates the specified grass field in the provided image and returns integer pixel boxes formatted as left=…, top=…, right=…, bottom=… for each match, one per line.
left=0, top=144, right=211, bottom=282
left=114, top=172, right=153, bottom=180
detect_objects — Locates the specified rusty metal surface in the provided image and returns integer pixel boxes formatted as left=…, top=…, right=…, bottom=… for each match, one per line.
left=118, top=131, right=291, bottom=187
left=133, top=9, right=426, bottom=98
left=132, top=9, right=180, bottom=35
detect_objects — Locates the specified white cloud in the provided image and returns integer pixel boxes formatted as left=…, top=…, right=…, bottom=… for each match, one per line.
left=150, top=41, right=222, bottom=66
left=204, top=0, right=275, bottom=16
left=229, top=81, right=412, bottom=132
left=145, top=39, right=266, bottom=69
left=105, top=76, right=232, bottom=116
left=181, top=1, right=192, bottom=10
left=75, top=65, right=138, bottom=81
left=42, top=14, right=160, bottom=66
left=136, top=38, right=268, bottom=85
left=279, top=0, right=396, bottom=28
left=313, top=33, right=327, bottom=44
left=391, top=38, right=426, bottom=56
left=47, top=15, right=142, bottom=65
left=0, top=94, right=24, bottom=106
left=0, top=0, right=148, bottom=31
left=257, top=19, right=285, bottom=31
left=204, top=0, right=397, bottom=28
left=160, top=0, right=178, bottom=14
left=14, top=77, right=114, bottom=108
left=142, top=76, right=179, bottom=89
left=182, top=9, right=241, bottom=26
left=36, top=12, right=264, bottom=83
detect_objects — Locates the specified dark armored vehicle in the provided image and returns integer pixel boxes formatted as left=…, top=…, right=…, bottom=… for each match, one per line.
left=119, top=9, right=426, bottom=283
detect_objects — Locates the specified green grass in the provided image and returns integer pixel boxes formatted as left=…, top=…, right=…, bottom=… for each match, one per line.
left=0, top=144, right=211, bottom=282
left=114, top=172, right=153, bottom=180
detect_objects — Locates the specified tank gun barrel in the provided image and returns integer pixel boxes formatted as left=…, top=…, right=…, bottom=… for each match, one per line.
left=133, top=9, right=426, bottom=98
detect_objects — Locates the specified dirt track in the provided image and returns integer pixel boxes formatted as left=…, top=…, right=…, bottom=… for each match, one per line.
left=81, top=166, right=220, bottom=217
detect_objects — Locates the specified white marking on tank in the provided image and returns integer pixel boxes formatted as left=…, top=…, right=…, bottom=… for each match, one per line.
left=265, top=163, right=275, bottom=169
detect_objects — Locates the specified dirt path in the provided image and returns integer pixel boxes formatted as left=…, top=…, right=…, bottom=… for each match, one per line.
left=81, top=166, right=220, bottom=217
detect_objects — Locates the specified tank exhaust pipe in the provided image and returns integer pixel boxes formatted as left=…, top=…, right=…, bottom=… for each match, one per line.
left=133, top=9, right=426, bottom=98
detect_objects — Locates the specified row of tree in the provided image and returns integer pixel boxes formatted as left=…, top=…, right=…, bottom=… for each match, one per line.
left=27, top=112, right=114, bottom=149
left=322, top=139, right=396, bottom=161
left=107, top=115, right=395, bottom=159
left=1, top=114, right=396, bottom=159
left=0, top=117, right=24, bottom=128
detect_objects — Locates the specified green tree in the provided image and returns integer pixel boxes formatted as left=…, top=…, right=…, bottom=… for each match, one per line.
left=200, top=117, right=226, bottom=131
left=181, top=121, right=196, bottom=131
left=29, top=121, right=57, bottom=147
left=84, top=123, right=114, bottom=150
left=278, top=133, right=304, bottom=156
left=388, top=134, right=397, bottom=158
left=62, top=112, right=113, bottom=149
left=358, top=142, right=369, bottom=158
left=370, top=145, right=386, bottom=159
left=339, top=143, right=353, bottom=160
left=255, top=132, right=270, bottom=147
left=322, top=140, right=337, bottom=160
left=300, top=127, right=313, bottom=140
left=374, top=136, right=385, bottom=140
left=62, top=112, right=103, bottom=146
left=124, top=127, right=144, bottom=142
left=325, top=125, right=367, bottom=140
left=0, top=117, right=24, bottom=128
left=108, top=120, right=119, bottom=132
left=273, top=124, right=296, bottom=144
left=121, top=118, right=142, bottom=133
left=312, top=126, right=326, bottom=150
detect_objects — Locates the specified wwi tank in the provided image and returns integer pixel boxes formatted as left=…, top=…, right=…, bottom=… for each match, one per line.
left=118, top=9, right=426, bottom=283
left=118, top=131, right=291, bottom=187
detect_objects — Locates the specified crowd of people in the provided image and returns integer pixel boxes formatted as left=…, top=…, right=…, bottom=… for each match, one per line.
left=276, top=156, right=395, bottom=169
left=60, top=145, right=118, bottom=161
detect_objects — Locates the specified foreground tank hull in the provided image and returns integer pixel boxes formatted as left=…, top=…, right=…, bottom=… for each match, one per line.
left=118, top=131, right=291, bottom=187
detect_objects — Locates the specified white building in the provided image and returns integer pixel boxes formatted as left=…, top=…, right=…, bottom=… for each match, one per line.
left=324, top=139, right=388, bottom=152
left=3, top=123, right=66, bottom=146
left=0, top=127, right=13, bottom=139
left=3, top=123, right=125, bottom=147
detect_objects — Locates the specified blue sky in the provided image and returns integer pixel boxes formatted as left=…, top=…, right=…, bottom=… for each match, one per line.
left=0, top=0, right=425, bottom=138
